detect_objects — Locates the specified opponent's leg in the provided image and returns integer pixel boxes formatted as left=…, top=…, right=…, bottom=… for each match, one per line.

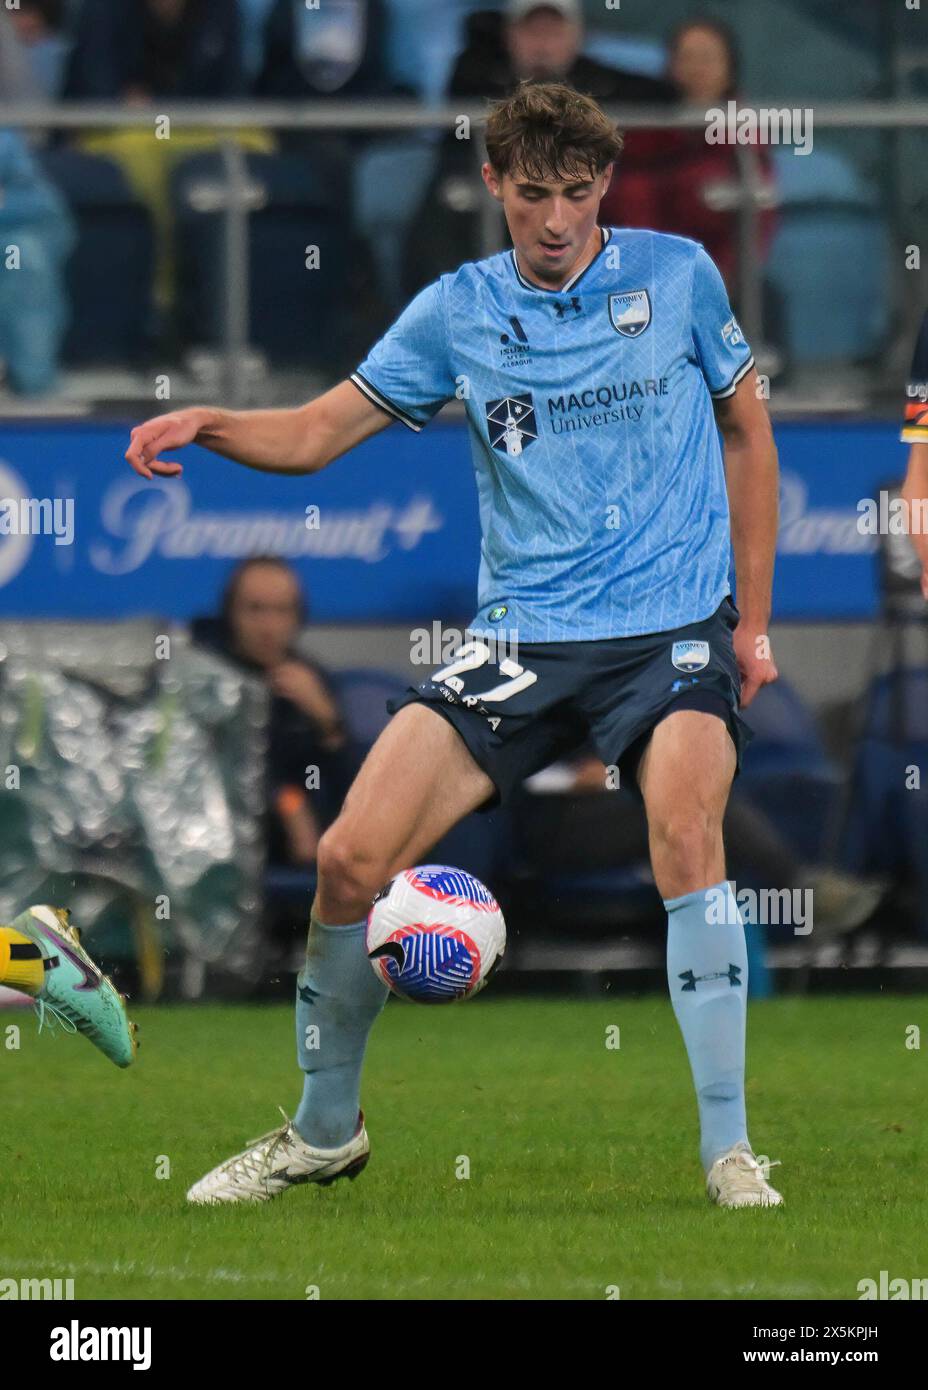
left=187, top=703, right=495, bottom=1204
left=0, top=908, right=137, bottom=1067
left=637, top=709, right=782, bottom=1206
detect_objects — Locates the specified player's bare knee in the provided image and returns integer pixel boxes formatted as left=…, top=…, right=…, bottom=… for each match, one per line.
left=650, top=811, right=720, bottom=881
left=316, top=826, right=388, bottom=913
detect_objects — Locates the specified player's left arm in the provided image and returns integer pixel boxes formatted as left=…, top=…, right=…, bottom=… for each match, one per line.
left=714, top=369, right=779, bottom=707
left=900, top=442, right=928, bottom=600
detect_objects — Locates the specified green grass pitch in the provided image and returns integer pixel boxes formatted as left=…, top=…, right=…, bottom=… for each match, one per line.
left=2, top=994, right=925, bottom=1300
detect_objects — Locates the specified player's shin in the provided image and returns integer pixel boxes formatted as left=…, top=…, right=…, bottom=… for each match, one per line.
left=293, top=913, right=388, bottom=1150
left=664, top=880, right=749, bottom=1173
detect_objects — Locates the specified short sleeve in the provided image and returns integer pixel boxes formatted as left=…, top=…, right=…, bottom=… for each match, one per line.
left=350, top=280, right=455, bottom=432
left=902, top=309, right=928, bottom=443
left=690, top=246, right=754, bottom=399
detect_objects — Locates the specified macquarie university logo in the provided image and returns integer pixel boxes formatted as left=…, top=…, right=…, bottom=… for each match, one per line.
left=608, top=290, right=651, bottom=338
left=486, top=394, right=537, bottom=458
left=671, top=640, right=710, bottom=673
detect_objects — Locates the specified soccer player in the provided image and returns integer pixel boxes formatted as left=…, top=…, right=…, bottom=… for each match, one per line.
left=0, top=906, right=138, bottom=1066
left=900, top=307, right=928, bottom=597
left=127, top=82, right=783, bottom=1208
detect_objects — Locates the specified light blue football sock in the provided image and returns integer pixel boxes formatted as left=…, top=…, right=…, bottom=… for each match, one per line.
left=293, top=914, right=388, bottom=1150
left=664, top=880, right=749, bottom=1173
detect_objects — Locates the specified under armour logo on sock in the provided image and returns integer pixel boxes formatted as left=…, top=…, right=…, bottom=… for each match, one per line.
left=678, top=964, right=742, bottom=991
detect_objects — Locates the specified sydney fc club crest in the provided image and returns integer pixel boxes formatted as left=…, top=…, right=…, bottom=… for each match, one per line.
left=671, top=640, right=710, bottom=673
left=608, top=290, right=651, bottom=338
left=486, top=394, right=537, bottom=457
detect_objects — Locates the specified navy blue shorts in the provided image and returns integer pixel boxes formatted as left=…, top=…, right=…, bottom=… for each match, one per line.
left=387, top=595, right=753, bottom=808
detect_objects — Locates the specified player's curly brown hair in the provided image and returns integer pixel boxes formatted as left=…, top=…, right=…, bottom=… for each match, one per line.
left=484, top=81, right=624, bottom=182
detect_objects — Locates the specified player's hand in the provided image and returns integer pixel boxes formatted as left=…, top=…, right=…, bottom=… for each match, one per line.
left=733, top=621, right=778, bottom=708
left=269, top=661, right=344, bottom=743
left=125, top=408, right=211, bottom=479
left=922, top=567, right=928, bottom=603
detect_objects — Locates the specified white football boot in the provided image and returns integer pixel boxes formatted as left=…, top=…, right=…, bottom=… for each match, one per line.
left=706, top=1142, right=784, bottom=1208
left=186, top=1109, right=370, bottom=1205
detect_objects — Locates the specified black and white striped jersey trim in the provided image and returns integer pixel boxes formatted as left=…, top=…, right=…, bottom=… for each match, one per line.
left=511, top=227, right=612, bottom=294
left=350, top=372, right=425, bottom=432
left=711, top=354, right=755, bottom=400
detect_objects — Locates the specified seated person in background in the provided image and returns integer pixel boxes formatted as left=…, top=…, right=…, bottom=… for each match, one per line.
left=6, top=0, right=70, bottom=100
left=0, top=128, right=75, bottom=397
left=254, top=0, right=394, bottom=102
left=193, top=557, right=355, bottom=869
left=522, top=748, right=883, bottom=937
left=403, top=0, right=676, bottom=296
left=0, top=9, right=45, bottom=103
left=64, top=0, right=245, bottom=101
left=602, top=16, right=777, bottom=296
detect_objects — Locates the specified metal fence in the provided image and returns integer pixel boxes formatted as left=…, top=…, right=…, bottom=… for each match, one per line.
left=5, top=100, right=928, bottom=406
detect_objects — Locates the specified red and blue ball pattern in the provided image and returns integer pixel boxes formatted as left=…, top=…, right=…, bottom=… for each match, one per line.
left=373, top=923, right=482, bottom=1002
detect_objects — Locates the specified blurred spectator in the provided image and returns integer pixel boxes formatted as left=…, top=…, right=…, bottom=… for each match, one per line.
left=0, top=9, right=44, bottom=103
left=602, top=16, right=777, bottom=293
left=450, top=0, right=675, bottom=103
left=403, top=0, right=675, bottom=296
left=0, top=128, right=75, bottom=396
left=254, top=0, right=394, bottom=100
left=6, top=0, right=71, bottom=100
left=192, top=558, right=355, bottom=870
left=64, top=0, right=245, bottom=101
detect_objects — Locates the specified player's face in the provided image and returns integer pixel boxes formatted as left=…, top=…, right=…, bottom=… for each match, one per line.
left=482, top=165, right=612, bottom=289
left=228, top=565, right=302, bottom=668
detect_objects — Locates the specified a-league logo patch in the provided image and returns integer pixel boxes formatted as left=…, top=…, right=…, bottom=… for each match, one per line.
left=608, top=289, right=651, bottom=338
left=671, top=640, right=710, bottom=672
left=486, top=394, right=537, bottom=457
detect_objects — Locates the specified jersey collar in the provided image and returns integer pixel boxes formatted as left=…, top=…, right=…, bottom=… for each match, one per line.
left=510, top=226, right=611, bottom=295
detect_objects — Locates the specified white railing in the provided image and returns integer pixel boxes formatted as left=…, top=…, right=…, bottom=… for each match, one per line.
left=4, top=100, right=925, bottom=405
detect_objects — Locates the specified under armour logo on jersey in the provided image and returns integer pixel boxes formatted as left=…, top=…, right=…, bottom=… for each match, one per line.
left=679, top=965, right=742, bottom=992
left=553, top=296, right=582, bottom=319
left=486, top=394, right=537, bottom=457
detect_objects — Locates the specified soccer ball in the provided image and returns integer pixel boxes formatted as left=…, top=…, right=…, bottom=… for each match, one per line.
left=366, top=865, right=506, bottom=1003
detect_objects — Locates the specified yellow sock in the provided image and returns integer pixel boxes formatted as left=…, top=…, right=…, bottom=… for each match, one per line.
left=0, top=925, right=45, bottom=994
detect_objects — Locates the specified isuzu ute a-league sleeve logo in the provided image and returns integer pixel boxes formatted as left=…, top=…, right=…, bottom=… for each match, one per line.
left=608, top=289, right=652, bottom=338
left=486, top=394, right=538, bottom=457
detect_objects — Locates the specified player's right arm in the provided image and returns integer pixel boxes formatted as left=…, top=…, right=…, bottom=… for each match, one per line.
left=125, top=380, right=393, bottom=479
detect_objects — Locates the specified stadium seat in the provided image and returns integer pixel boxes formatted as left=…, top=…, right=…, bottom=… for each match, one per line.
left=352, top=139, right=440, bottom=313
left=765, top=147, right=891, bottom=364
left=171, top=151, right=351, bottom=366
left=333, top=666, right=410, bottom=753
left=37, top=148, right=156, bottom=365
left=840, top=668, right=928, bottom=936
left=735, top=678, right=841, bottom=866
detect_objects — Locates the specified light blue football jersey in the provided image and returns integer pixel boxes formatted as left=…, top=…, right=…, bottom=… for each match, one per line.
left=351, top=227, right=753, bottom=642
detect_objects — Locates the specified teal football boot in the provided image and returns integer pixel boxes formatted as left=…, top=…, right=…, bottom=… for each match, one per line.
left=11, top=905, right=139, bottom=1068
